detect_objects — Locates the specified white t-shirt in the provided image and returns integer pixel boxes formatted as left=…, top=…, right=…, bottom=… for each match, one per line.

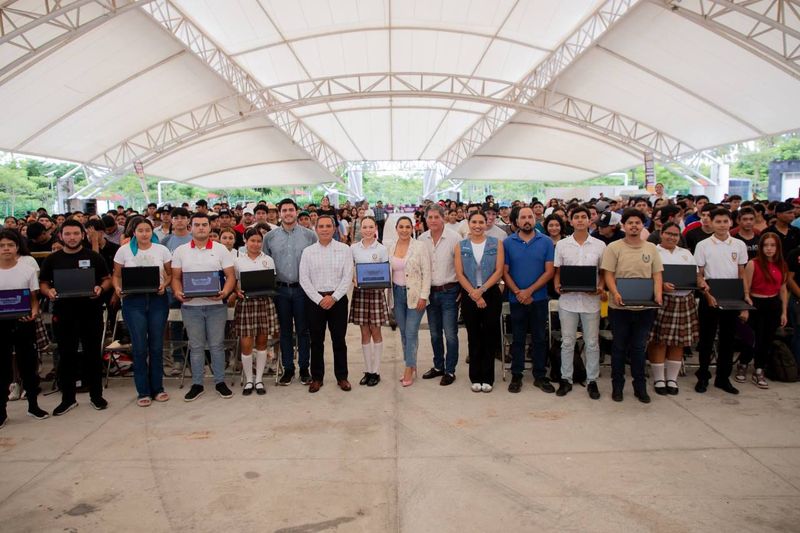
left=470, top=240, right=486, bottom=264
left=113, top=243, right=172, bottom=285
left=0, top=261, right=39, bottom=291
left=234, top=252, right=276, bottom=279
left=171, top=240, right=235, bottom=306
left=694, top=235, right=747, bottom=279
left=19, top=255, right=39, bottom=273
left=656, top=244, right=696, bottom=297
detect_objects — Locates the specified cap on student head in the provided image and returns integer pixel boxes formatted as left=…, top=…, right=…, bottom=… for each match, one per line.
left=481, top=202, right=497, bottom=213
left=594, top=200, right=610, bottom=212
left=243, top=207, right=254, bottom=215
left=157, top=204, right=172, bottom=213
left=598, top=211, right=622, bottom=227
left=775, top=201, right=794, bottom=214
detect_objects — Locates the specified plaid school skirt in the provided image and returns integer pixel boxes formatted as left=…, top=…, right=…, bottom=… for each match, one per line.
left=234, top=297, right=279, bottom=339
left=349, top=287, right=390, bottom=326
left=649, top=292, right=699, bottom=346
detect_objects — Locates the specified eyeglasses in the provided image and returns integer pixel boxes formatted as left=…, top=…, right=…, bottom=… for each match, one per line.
left=662, top=232, right=681, bottom=238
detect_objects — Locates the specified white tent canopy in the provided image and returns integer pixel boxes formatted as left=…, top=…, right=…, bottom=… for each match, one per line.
left=1, top=0, right=798, bottom=195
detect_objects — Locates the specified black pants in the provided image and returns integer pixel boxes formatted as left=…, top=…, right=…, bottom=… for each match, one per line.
left=462, top=286, right=501, bottom=385
left=307, top=296, right=349, bottom=382
left=0, top=320, right=40, bottom=412
left=739, top=295, right=782, bottom=369
left=697, top=299, right=737, bottom=382
left=53, top=308, right=104, bottom=402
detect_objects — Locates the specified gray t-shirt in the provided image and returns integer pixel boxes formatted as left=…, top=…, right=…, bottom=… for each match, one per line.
left=160, top=232, right=192, bottom=253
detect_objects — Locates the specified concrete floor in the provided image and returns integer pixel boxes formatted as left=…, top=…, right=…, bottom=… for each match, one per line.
left=2, top=325, right=800, bottom=533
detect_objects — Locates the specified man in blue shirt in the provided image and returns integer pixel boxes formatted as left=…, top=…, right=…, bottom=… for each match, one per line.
left=503, top=206, right=556, bottom=394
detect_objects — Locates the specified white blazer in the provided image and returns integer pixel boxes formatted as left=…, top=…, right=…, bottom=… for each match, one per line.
left=386, top=238, right=432, bottom=308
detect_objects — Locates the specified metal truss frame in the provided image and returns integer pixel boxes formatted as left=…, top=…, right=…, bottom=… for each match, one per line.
left=437, top=0, right=641, bottom=174
left=140, top=0, right=346, bottom=178
left=0, top=0, right=150, bottom=80
left=659, top=0, right=800, bottom=80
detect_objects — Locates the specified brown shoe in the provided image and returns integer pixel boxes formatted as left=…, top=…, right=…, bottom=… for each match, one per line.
left=308, top=380, right=323, bottom=393
left=337, top=379, right=352, bottom=392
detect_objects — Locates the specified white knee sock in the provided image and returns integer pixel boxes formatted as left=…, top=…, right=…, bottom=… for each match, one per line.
left=255, top=350, right=267, bottom=383
left=362, top=343, right=373, bottom=373
left=241, top=353, right=253, bottom=384
left=651, top=363, right=665, bottom=387
left=372, top=342, right=383, bottom=375
left=665, top=360, right=682, bottom=383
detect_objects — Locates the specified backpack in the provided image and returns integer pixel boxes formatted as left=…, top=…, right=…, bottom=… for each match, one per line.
left=548, top=335, right=587, bottom=385
left=765, top=340, right=798, bottom=382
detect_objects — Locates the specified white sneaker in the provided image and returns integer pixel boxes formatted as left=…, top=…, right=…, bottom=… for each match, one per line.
left=471, top=383, right=482, bottom=393
left=8, top=383, right=21, bottom=401
left=481, top=383, right=493, bottom=393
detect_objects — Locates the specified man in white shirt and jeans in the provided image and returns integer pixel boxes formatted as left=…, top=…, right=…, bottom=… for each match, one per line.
left=171, top=213, right=237, bottom=402
left=299, top=215, right=354, bottom=393
left=553, top=206, right=606, bottom=399
left=418, top=204, right=461, bottom=385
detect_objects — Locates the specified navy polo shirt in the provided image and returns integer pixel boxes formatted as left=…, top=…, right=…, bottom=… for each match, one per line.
left=503, top=231, right=555, bottom=303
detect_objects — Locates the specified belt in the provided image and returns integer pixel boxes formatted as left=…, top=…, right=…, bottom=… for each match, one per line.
left=277, top=281, right=300, bottom=288
left=430, top=282, right=459, bottom=292
left=318, top=291, right=334, bottom=297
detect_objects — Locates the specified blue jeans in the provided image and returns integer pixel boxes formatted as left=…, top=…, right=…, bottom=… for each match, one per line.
left=426, top=286, right=459, bottom=374
left=393, top=285, right=425, bottom=367
left=558, top=309, right=601, bottom=383
left=790, top=298, right=800, bottom=368
left=273, top=285, right=311, bottom=374
left=609, top=308, right=656, bottom=392
left=122, top=293, right=168, bottom=398
left=510, top=300, right=548, bottom=378
left=180, top=304, right=228, bottom=385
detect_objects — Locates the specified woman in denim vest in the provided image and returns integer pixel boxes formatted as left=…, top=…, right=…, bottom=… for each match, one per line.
left=454, top=211, right=505, bottom=392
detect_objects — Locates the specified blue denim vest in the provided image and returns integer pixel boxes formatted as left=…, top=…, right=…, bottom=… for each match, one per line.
left=459, top=237, right=498, bottom=288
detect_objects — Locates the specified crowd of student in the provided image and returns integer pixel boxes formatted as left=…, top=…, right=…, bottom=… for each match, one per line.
left=2, top=183, right=800, bottom=429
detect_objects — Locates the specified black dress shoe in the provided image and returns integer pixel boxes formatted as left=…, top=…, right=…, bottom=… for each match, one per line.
left=422, top=368, right=444, bottom=380
left=612, top=389, right=623, bottom=402
left=695, top=379, right=708, bottom=393
left=587, top=381, right=600, bottom=400
left=556, top=380, right=572, bottom=397
left=508, top=375, right=522, bottom=393
left=367, top=374, right=381, bottom=387
left=533, top=377, right=555, bottom=394
left=666, top=380, right=679, bottom=395
left=359, top=373, right=371, bottom=386
left=440, top=373, right=456, bottom=386
left=714, top=380, right=740, bottom=395
left=634, top=390, right=651, bottom=404
left=654, top=386, right=668, bottom=396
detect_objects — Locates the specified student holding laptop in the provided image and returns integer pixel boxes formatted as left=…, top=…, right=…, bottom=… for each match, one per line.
left=233, top=227, right=279, bottom=396
left=694, top=207, right=749, bottom=395
left=648, top=222, right=705, bottom=396
left=0, top=229, right=48, bottom=427
left=454, top=210, right=504, bottom=393
left=349, top=217, right=390, bottom=387
left=112, top=217, right=172, bottom=407
left=171, top=213, right=237, bottom=402
left=601, top=208, right=663, bottom=403
left=553, top=206, right=606, bottom=399
left=40, top=220, right=111, bottom=416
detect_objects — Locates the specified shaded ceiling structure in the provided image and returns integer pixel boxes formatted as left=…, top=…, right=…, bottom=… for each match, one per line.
left=1, top=0, right=799, bottom=198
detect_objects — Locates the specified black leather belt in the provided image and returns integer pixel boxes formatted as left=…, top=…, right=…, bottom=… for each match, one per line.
left=430, top=282, right=459, bottom=292
left=318, top=291, right=334, bottom=297
left=277, top=281, right=300, bottom=288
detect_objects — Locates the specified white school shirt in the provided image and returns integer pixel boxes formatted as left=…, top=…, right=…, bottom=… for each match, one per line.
left=234, top=252, right=275, bottom=278
left=171, top=240, right=234, bottom=306
left=693, top=235, right=747, bottom=279
left=554, top=234, right=606, bottom=313
left=113, top=242, right=172, bottom=285
left=656, top=244, right=696, bottom=297
left=351, top=239, right=389, bottom=264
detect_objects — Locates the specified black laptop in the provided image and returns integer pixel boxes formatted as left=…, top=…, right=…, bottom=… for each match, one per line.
left=707, top=278, right=755, bottom=311
left=663, top=264, right=698, bottom=290
left=616, top=278, right=661, bottom=308
left=240, top=269, right=277, bottom=298
left=356, top=262, right=391, bottom=289
left=0, top=289, right=32, bottom=320
left=121, top=266, right=160, bottom=295
left=559, top=265, right=597, bottom=293
left=54, top=268, right=96, bottom=298
left=182, top=271, right=222, bottom=298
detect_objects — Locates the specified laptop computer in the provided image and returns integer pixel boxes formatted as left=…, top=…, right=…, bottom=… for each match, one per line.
left=707, top=278, right=755, bottom=311
left=559, top=265, right=598, bottom=293
left=0, top=289, right=32, bottom=320
left=616, top=278, right=661, bottom=308
left=121, top=266, right=160, bottom=295
left=182, top=271, right=222, bottom=298
left=356, top=262, right=391, bottom=289
left=240, top=269, right=277, bottom=298
left=663, top=264, right=698, bottom=290
left=54, top=268, right=96, bottom=298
